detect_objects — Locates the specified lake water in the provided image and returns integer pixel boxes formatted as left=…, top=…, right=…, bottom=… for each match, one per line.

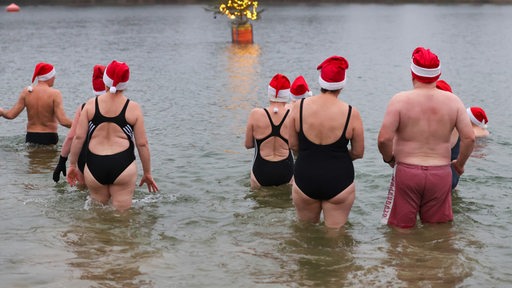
left=1, top=3, right=511, bottom=287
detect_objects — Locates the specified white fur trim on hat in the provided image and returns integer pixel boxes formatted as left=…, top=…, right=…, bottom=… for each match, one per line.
left=410, top=61, right=441, bottom=78
left=103, top=72, right=128, bottom=93
left=93, top=89, right=104, bottom=96
left=290, top=90, right=313, bottom=101
left=37, top=68, right=56, bottom=82
left=268, top=86, right=290, bottom=103
left=318, top=75, right=346, bottom=91
left=467, top=107, right=487, bottom=128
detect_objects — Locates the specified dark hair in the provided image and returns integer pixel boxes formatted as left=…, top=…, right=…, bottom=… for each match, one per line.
left=320, top=88, right=341, bottom=93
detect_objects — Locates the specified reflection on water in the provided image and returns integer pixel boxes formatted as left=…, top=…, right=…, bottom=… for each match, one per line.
left=282, top=223, right=361, bottom=287
left=24, top=144, right=59, bottom=174
left=62, top=208, right=160, bottom=288
left=382, top=225, right=474, bottom=288
left=225, top=43, right=261, bottom=112
left=245, top=184, right=293, bottom=209
left=1, top=4, right=512, bottom=287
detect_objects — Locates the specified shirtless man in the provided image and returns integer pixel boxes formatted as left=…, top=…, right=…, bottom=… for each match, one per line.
left=1, top=62, right=72, bottom=145
left=378, top=47, right=475, bottom=229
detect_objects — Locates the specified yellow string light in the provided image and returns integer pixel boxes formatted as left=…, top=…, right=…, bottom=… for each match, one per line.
left=218, top=0, right=259, bottom=21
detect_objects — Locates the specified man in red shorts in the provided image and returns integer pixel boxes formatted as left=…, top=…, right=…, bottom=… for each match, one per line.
left=377, top=47, right=475, bottom=229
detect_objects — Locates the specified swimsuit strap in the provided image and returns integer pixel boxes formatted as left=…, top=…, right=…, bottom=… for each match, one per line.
left=120, top=99, right=130, bottom=117
left=260, top=108, right=290, bottom=143
left=341, top=105, right=352, bottom=140
left=299, top=98, right=305, bottom=134
left=263, top=108, right=290, bottom=128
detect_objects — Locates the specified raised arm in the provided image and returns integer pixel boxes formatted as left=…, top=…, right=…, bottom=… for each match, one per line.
left=2, top=88, right=28, bottom=120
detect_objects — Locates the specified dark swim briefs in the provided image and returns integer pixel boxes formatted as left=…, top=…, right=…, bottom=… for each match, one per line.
left=25, top=132, right=58, bottom=145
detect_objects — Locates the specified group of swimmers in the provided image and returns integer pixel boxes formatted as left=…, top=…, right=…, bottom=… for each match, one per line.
left=245, top=46, right=489, bottom=230
left=0, top=48, right=490, bottom=225
left=0, top=61, right=158, bottom=212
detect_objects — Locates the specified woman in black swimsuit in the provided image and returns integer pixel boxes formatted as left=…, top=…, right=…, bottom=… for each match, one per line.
left=244, top=73, right=294, bottom=190
left=66, top=60, right=158, bottom=211
left=288, top=56, right=365, bottom=229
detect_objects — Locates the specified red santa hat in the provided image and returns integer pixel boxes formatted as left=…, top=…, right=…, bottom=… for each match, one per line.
left=290, top=75, right=313, bottom=100
left=92, top=64, right=106, bottom=96
left=28, top=62, right=56, bottom=91
left=103, top=60, right=129, bottom=93
left=317, top=56, right=349, bottom=91
left=435, top=79, right=452, bottom=92
left=410, top=47, right=441, bottom=83
left=268, top=73, right=291, bottom=103
left=467, top=106, right=489, bottom=128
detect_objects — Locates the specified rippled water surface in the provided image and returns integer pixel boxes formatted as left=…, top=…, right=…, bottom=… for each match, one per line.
left=1, top=4, right=511, bottom=287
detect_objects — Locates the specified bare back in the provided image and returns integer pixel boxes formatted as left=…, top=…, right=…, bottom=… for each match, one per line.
left=85, top=94, right=138, bottom=155
left=24, top=83, right=70, bottom=132
left=382, top=86, right=470, bottom=165
left=245, top=105, right=291, bottom=161
left=299, top=94, right=353, bottom=144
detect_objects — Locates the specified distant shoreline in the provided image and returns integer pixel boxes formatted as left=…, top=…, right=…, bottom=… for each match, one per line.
left=3, top=0, right=512, bottom=5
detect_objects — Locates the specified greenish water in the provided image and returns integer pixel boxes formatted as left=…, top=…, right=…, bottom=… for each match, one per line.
left=1, top=4, right=511, bottom=287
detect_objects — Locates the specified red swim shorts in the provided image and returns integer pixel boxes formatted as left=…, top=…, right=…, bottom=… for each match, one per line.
left=381, top=162, right=453, bottom=229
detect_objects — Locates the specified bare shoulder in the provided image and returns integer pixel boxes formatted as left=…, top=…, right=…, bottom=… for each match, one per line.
left=127, top=99, right=141, bottom=110
left=248, top=107, right=264, bottom=118
left=50, top=87, right=62, bottom=97
left=350, top=105, right=362, bottom=118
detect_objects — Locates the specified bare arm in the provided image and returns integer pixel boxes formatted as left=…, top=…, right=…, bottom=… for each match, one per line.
left=53, top=90, right=72, bottom=128
left=66, top=100, right=91, bottom=186
left=68, top=102, right=90, bottom=167
left=244, top=109, right=256, bottom=149
left=2, top=89, right=27, bottom=119
left=348, top=107, right=364, bottom=160
left=378, top=97, right=399, bottom=165
left=287, top=103, right=299, bottom=154
left=452, top=101, right=475, bottom=174
left=131, top=103, right=158, bottom=192
left=60, top=105, right=82, bottom=157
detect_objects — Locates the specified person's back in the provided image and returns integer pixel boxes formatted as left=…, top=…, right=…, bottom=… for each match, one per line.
left=25, top=82, right=64, bottom=132
left=378, top=47, right=475, bottom=230
left=391, top=86, right=464, bottom=166
left=249, top=107, right=291, bottom=161
left=0, top=62, right=72, bottom=145
left=288, top=55, right=364, bottom=229
left=87, top=95, right=134, bottom=156
left=66, top=60, right=158, bottom=212
left=245, top=73, right=294, bottom=189
left=300, top=94, right=353, bottom=145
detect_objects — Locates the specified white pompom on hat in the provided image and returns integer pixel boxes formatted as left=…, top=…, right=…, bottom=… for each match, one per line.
left=92, top=64, right=106, bottom=96
left=290, top=75, right=313, bottom=100
left=317, top=56, right=349, bottom=91
left=28, top=62, right=56, bottom=92
left=103, top=60, right=130, bottom=93
left=268, top=73, right=291, bottom=103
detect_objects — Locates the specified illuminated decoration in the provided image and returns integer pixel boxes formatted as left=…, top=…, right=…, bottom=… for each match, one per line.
left=219, top=0, right=260, bottom=24
left=206, top=1, right=264, bottom=44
